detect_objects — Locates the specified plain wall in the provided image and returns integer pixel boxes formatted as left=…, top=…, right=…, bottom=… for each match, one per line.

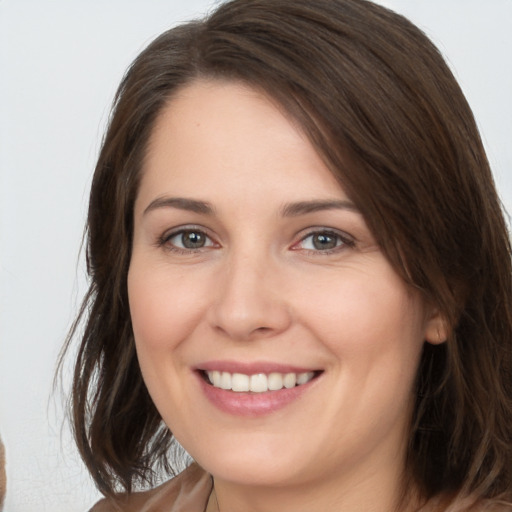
left=0, top=1, right=510, bottom=510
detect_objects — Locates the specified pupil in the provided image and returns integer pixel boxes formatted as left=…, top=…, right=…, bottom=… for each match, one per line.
left=183, top=231, right=205, bottom=248
left=313, top=233, right=336, bottom=250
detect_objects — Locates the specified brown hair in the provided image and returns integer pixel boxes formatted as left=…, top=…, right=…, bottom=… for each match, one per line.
left=63, top=0, right=512, bottom=506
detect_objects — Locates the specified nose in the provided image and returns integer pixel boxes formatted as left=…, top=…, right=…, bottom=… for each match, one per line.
left=208, top=250, right=292, bottom=341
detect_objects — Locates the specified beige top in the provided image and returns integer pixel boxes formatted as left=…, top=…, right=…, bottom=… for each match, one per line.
left=89, top=463, right=216, bottom=512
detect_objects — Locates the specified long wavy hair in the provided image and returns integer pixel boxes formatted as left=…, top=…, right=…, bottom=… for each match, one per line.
left=62, top=0, right=512, bottom=507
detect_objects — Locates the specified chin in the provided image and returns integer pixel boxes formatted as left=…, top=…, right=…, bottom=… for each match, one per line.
left=203, top=460, right=301, bottom=487
left=191, top=443, right=310, bottom=487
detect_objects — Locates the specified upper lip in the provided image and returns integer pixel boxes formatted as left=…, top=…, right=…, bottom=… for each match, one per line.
left=196, top=360, right=320, bottom=374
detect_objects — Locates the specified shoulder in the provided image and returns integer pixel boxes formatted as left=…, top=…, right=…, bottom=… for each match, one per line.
left=89, top=463, right=212, bottom=512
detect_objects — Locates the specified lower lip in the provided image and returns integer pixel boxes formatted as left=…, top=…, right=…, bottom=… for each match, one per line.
left=197, top=373, right=318, bottom=417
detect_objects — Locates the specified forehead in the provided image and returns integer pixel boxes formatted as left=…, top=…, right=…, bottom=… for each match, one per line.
left=138, top=79, right=345, bottom=208
left=145, top=79, right=310, bottom=169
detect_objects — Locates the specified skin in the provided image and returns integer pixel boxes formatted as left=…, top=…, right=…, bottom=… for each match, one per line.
left=128, top=80, right=445, bottom=512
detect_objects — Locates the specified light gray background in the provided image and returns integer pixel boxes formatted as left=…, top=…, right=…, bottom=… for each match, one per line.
left=0, top=1, right=511, bottom=510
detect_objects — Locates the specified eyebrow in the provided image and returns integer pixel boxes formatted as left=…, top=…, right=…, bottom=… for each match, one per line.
left=143, top=197, right=215, bottom=216
left=143, top=196, right=359, bottom=217
left=280, top=199, right=359, bottom=216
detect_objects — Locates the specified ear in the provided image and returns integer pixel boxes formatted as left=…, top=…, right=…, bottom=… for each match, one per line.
left=424, top=308, right=448, bottom=345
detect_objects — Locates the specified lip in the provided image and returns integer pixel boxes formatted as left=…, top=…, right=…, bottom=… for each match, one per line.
left=197, top=360, right=317, bottom=374
left=195, top=360, right=322, bottom=417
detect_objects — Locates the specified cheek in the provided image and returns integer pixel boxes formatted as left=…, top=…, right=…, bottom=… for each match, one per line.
left=127, top=261, right=209, bottom=418
left=304, top=272, right=426, bottom=447
left=127, top=260, right=208, bottom=353
left=307, top=270, right=424, bottom=341
left=299, top=263, right=427, bottom=389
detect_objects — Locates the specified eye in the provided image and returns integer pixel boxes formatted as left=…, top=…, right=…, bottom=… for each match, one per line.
left=293, top=229, right=354, bottom=253
left=162, top=228, right=216, bottom=251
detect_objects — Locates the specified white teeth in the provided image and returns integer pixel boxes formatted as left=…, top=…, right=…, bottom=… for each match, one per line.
left=232, top=373, right=250, bottom=392
left=206, top=370, right=315, bottom=393
left=283, top=373, right=296, bottom=389
left=211, top=370, right=221, bottom=387
left=220, top=371, right=231, bottom=390
left=297, top=372, right=313, bottom=385
left=250, top=373, right=268, bottom=393
left=267, top=372, right=283, bottom=391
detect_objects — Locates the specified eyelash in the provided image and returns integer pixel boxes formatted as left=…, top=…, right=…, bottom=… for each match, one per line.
left=157, top=227, right=355, bottom=255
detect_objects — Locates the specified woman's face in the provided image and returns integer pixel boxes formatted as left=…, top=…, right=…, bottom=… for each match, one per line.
left=128, top=80, right=441, bottom=492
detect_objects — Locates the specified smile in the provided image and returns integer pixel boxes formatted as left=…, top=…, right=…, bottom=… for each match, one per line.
left=204, top=370, right=317, bottom=393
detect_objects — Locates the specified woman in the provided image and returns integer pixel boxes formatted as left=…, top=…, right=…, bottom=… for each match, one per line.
left=64, top=0, right=512, bottom=510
